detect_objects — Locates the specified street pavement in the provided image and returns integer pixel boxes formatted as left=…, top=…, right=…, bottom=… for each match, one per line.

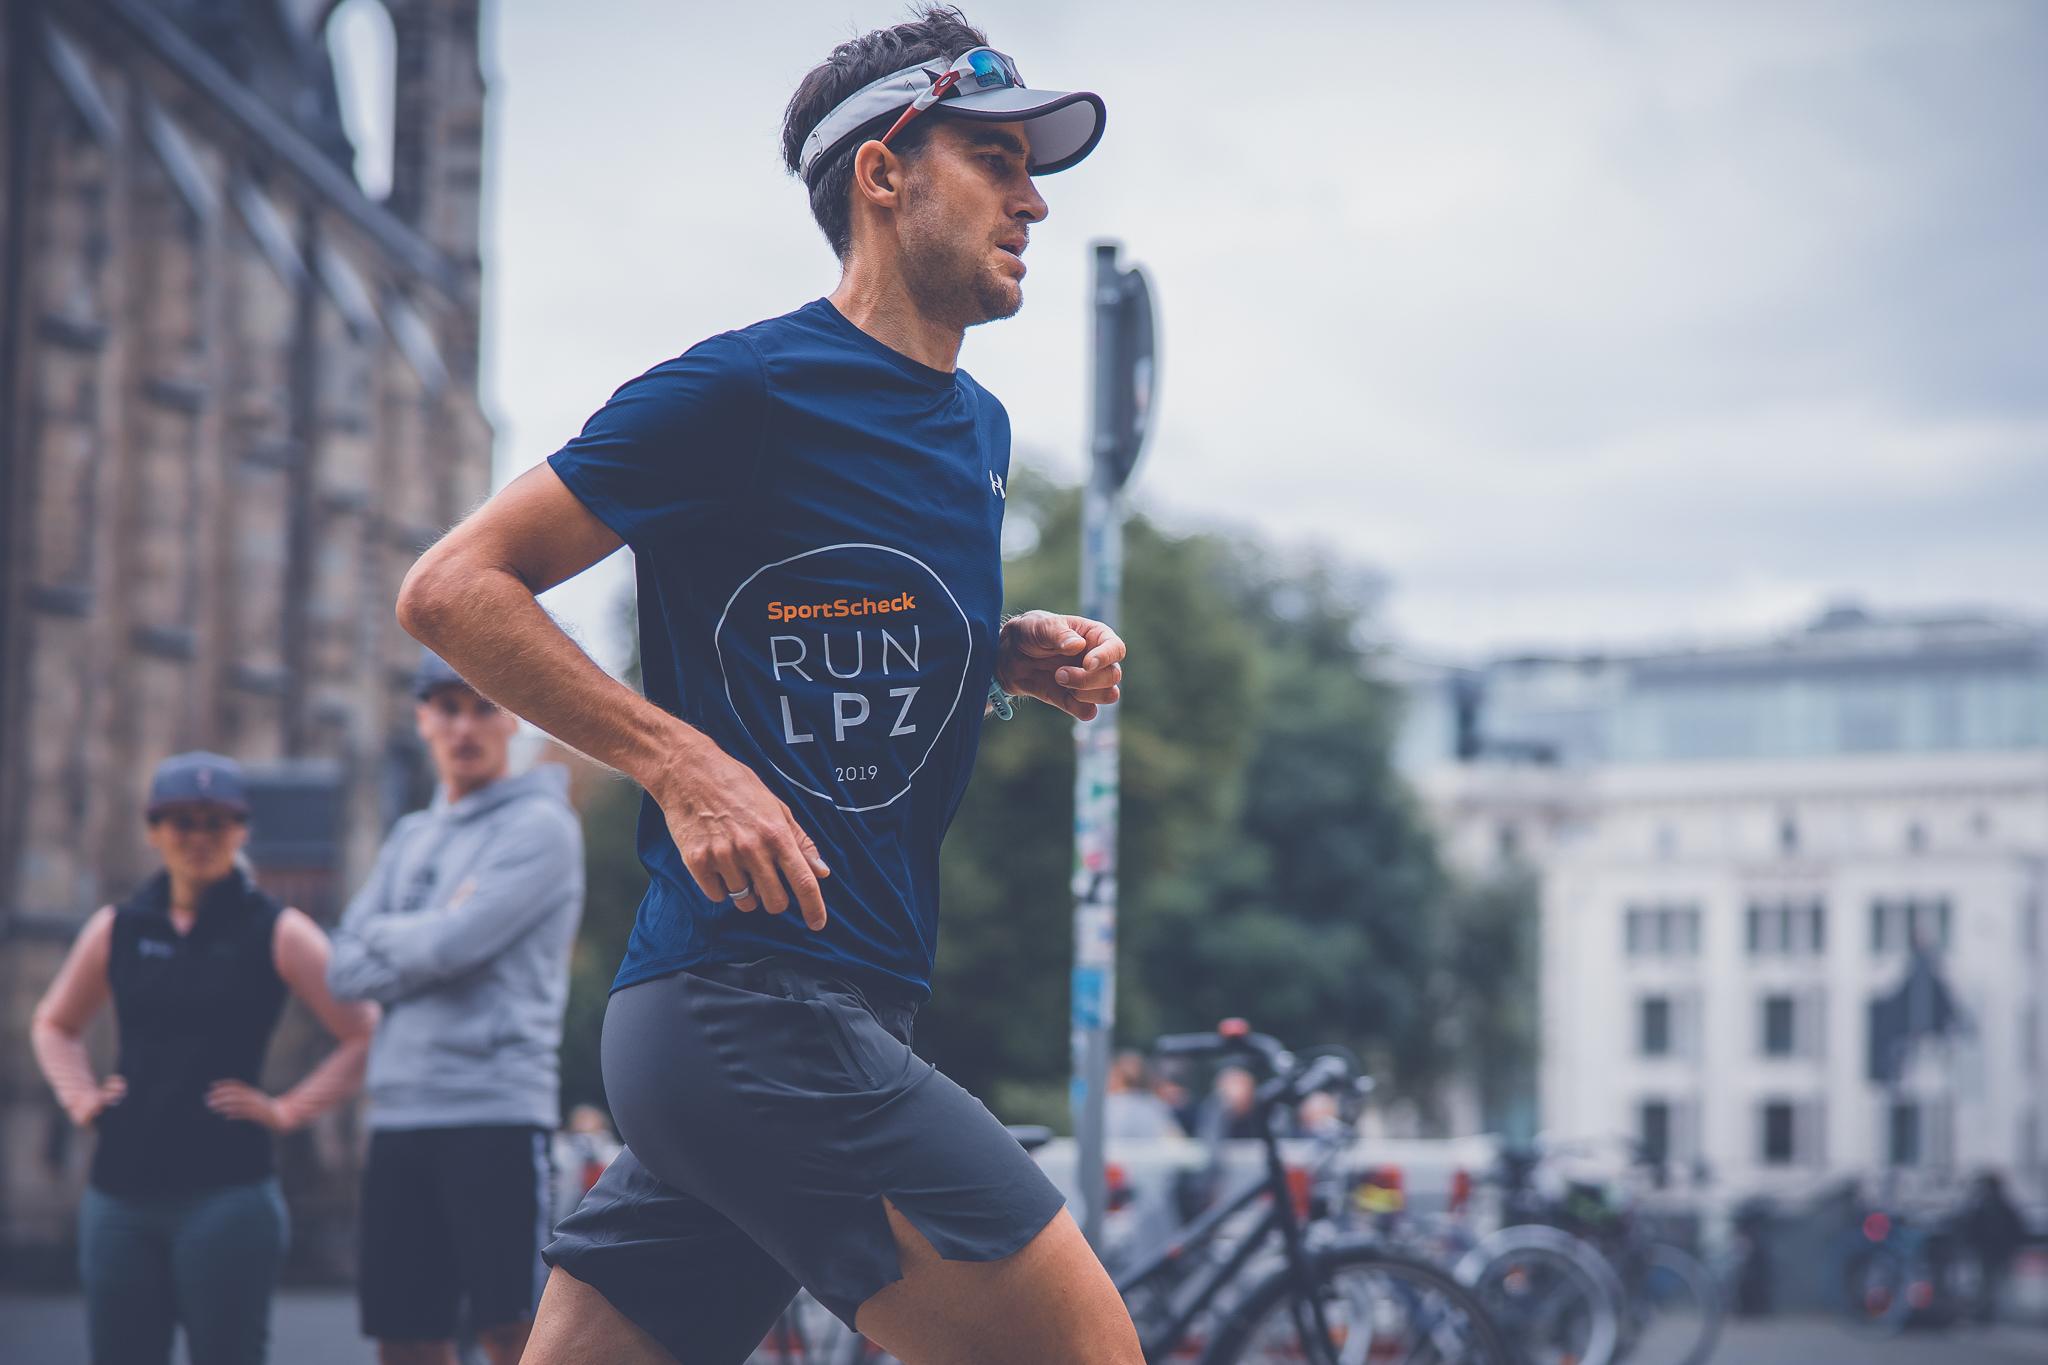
left=6, top=1290, right=2048, bottom=1363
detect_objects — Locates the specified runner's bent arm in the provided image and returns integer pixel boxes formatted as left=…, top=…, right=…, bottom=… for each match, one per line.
left=397, top=462, right=831, bottom=926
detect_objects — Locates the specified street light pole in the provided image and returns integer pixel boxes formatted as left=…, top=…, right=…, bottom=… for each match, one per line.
left=1072, top=240, right=1156, bottom=1247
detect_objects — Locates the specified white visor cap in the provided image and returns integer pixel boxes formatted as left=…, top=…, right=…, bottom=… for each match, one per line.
left=798, top=48, right=1105, bottom=183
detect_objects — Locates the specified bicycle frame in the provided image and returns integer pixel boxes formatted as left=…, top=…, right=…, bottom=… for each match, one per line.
left=1114, top=1128, right=1338, bottom=1362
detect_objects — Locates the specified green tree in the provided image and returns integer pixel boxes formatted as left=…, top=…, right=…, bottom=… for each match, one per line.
left=1434, top=866, right=1541, bottom=1137
left=920, top=471, right=1259, bottom=1118
left=1132, top=555, right=1451, bottom=1106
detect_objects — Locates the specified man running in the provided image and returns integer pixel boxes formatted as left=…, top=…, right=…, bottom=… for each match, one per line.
left=328, top=652, right=586, bottom=1365
left=395, top=7, right=1137, bottom=1362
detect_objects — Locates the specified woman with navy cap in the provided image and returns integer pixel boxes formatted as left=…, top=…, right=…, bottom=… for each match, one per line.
left=31, top=751, right=379, bottom=1365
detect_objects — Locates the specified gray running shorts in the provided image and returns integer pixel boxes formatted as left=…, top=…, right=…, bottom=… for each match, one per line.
left=543, top=957, right=1067, bottom=1360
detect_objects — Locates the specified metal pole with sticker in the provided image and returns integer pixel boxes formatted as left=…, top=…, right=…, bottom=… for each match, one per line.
left=1072, top=240, right=1155, bottom=1247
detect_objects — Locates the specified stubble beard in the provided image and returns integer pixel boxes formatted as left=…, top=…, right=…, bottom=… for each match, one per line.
left=901, top=220, right=1022, bottom=330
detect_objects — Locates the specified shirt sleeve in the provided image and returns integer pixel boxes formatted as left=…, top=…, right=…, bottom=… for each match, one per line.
left=546, top=331, right=768, bottom=552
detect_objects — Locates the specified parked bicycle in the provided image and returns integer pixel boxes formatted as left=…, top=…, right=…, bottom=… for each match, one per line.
left=1449, top=1142, right=1721, bottom=1365
left=1833, top=1199, right=1981, bottom=1336
left=1343, top=1145, right=1622, bottom=1365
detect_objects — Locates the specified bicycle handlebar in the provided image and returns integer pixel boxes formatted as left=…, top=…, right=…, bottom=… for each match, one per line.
left=1152, top=1023, right=1288, bottom=1068
left=1152, top=1024, right=1371, bottom=1114
left=1289, top=1053, right=1354, bottom=1100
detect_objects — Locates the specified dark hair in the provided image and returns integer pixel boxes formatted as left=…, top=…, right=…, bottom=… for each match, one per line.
left=781, top=5, right=990, bottom=261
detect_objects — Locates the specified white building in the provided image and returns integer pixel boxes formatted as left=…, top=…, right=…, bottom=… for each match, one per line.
left=1400, top=607, right=2048, bottom=1199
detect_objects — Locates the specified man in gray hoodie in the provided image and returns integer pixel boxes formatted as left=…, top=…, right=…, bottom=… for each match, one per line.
left=329, top=651, right=585, bottom=1365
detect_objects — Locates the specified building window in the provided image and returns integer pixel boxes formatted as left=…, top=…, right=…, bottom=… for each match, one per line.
left=1640, top=1100, right=1672, bottom=1167
left=1871, top=897, right=1952, bottom=955
left=1624, top=904, right=1701, bottom=960
left=2024, top=1005, right=2039, bottom=1073
left=1747, top=899, right=1826, bottom=957
left=1640, top=996, right=1672, bottom=1058
left=1757, top=991, right=1824, bottom=1060
left=1761, top=1102, right=1797, bottom=1165
left=1905, top=821, right=1927, bottom=854
left=1778, top=815, right=1799, bottom=855
left=2024, top=896, right=2041, bottom=958
left=1889, top=1102, right=1921, bottom=1166
left=1762, top=996, right=1797, bottom=1058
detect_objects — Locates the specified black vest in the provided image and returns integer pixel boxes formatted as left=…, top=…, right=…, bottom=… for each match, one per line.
left=92, top=868, right=289, bottom=1199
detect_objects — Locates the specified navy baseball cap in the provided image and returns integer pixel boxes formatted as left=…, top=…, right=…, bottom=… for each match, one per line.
left=146, top=751, right=249, bottom=816
left=411, top=648, right=475, bottom=700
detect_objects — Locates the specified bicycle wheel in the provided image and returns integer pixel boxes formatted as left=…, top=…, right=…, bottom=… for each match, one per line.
left=1459, top=1241, right=1615, bottom=1365
left=1838, top=1240, right=1914, bottom=1337
left=1201, top=1244, right=1515, bottom=1365
left=1623, top=1244, right=1722, bottom=1365
left=1455, top=1225, right=1623, bottom=1365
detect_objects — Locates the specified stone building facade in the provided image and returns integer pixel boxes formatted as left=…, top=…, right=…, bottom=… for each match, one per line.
left=0, top=0, right=490, bottom=1275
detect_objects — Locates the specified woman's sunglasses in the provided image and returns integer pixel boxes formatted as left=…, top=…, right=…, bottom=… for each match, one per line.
left=149, top=810, right=247, bottom=834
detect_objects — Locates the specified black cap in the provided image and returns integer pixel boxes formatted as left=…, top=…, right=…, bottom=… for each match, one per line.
left=147, top=751, right=249, bottom=816
left=411, top=648, right=475, bottom=700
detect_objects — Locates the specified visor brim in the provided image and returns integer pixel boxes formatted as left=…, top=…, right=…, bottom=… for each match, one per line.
left=938, top=88, right=1105, bottom=175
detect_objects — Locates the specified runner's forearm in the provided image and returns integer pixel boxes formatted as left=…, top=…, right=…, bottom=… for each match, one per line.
left=399, top=553, right=711, bottom=793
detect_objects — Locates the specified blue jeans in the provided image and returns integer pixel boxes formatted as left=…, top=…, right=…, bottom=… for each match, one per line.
left=79, top=1179, right=289, bottom=1365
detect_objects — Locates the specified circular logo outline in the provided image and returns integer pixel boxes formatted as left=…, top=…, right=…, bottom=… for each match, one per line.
left=713, top=542, right=973, bottom=814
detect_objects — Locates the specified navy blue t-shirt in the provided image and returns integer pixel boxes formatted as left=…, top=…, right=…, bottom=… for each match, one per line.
left=549, top=299, right=1009, bottom=1002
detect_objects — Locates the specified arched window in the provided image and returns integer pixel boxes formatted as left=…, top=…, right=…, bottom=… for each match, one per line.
left=324, top=0, right=397, bottom=200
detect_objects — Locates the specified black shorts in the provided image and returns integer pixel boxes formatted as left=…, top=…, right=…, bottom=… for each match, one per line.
left=358, top=1123, right=551, bottom=1340
left=545, top=958, right=1066, bottom=1363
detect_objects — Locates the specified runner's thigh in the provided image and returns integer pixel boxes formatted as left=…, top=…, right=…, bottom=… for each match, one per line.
left=856, top=1203, right=1141, bottom=1365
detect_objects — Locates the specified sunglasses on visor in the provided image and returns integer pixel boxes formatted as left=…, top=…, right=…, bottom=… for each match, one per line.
left=878, top=48, right=1026, bottom=150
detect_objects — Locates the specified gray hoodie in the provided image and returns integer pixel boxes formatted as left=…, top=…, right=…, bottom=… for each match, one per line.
left=328, top=764, right=585, bottom=1130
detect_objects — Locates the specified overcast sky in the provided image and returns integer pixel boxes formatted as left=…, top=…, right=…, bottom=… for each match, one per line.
left=332, top=0, right=2048, bottom=668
